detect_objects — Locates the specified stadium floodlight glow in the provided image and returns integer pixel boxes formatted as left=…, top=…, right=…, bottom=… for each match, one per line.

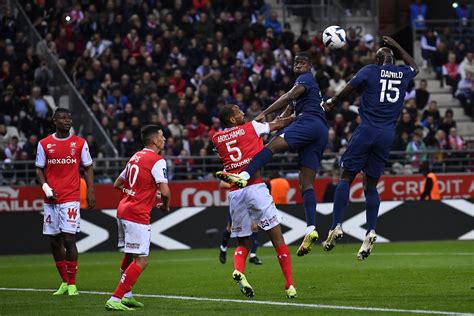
left=452, top=2, right=458, bottom=8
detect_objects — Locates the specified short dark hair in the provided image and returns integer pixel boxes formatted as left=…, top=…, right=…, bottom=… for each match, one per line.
left=219, top=104, right=235, bottom=128
left=141, top=124, right=162, bottom=145
left=295, top=51, right=310, bottom=60
left=53, top=107, right=71, bottom=118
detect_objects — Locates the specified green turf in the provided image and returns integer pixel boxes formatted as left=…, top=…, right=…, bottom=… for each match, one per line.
left=0, top=241, right=473, bottom=315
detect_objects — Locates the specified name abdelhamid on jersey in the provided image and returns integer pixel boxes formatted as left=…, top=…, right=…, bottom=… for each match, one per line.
left=215, top=127, right=246, bottom=143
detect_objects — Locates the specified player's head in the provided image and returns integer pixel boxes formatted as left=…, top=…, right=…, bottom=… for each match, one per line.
left=294, top=52, right=312, bottom=74
left=375, top=47, right=395, bottom=65
left=52, top=108, right=72, bottom=133
left=219, top=104, right=245, bottom=128
left=141, top=124, right=165, bottom=151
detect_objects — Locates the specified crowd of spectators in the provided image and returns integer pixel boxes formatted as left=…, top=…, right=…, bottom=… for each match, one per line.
left=0, top=1, right=472, bottom=183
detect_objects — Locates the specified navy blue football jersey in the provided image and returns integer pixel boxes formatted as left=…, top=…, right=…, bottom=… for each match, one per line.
left=293, top=71, right=326, bottom=122
left=349, top=64, right=417, bottom=130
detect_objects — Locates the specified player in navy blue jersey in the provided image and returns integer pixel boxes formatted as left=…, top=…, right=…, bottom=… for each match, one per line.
left=322, top=36, right=419, bottom=260
left=217, top=52, right=329, bottom=257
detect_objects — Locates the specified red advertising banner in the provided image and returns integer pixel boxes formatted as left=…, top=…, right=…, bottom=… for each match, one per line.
left=0, top=174, right=473, bottom=211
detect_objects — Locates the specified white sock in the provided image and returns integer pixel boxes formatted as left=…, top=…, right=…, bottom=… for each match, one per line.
left=250, top=253, right=257, bottom=258
left=110, top=296, right=121, bottom=302
left=306, top=225, right=315, bottom=234
left=123, top=291, right=133, bottom=298
left=239, top=171, right=250, bottom=180
left=220, top=245, right=227, bottom=252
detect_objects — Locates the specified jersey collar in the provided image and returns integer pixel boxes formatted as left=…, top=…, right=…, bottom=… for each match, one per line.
left=52, top=133, right=72, bottom=141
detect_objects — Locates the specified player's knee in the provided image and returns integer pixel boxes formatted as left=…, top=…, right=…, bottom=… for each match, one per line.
left=135, top=256, right=149, bottom=270
left=49, top=235, right=63, bottom=249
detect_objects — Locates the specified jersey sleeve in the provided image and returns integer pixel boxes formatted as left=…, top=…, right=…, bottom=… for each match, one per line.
left=400, top=65, right=418, bottom=81
left=35, top=143, right=46, bottom=168
left=119, top=167, right=127, bottom=179
left=294, top=73, right=312, bottom=91
left=81, top=141, right=93, bottom=166
left=151, top=159, right=168, bottom=183
left=251, top=120, right=270, bottom=137
left=349, top=66, right=370, bottom=88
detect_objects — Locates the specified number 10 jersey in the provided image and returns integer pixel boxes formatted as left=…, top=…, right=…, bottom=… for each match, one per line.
left=117, top=148, right=168, bottom=224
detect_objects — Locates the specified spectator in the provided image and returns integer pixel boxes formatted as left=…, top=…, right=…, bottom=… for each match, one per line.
left=185, top=115, right=207, bottom=140
left=33, top=60, right=53, bottom=95
left=422, top=100, right=441, bottom=123
left=415, top=79, right=430, bottom=110
left=447, top=127, right=464, bottom=151
left=29, top=86, right=50, bottom=119
left=459, top=52, right=474, bottom=79
left=456, top=71, right=474, bottom=117
left=86, top=33, right=111, bottom=58
left=419, top=162, right=441, bottom=200
left=439, top=109, right=457, bottom=135
left=420, top=29, right=440, bottom=69
left=410, top=0, right=427, bottom=30
left=265, top=11, right=282, bottom=35
left=322, top=173, right=339, bottom=203
left=406, top=131, right=427, bottom=170
left=21, top=134, right=38, bottom=159
left=442, top=52, right=461, bottom=96
left=4, top=135, right=20, bottom=160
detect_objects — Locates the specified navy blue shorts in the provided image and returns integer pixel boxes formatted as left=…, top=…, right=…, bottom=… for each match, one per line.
left=341, top=125, right=395, bottom=178
left=280, top=116, right=328, bottom=172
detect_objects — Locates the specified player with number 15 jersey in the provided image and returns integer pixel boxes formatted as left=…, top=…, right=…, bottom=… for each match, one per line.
left=322, top=36, right=419, bottom=260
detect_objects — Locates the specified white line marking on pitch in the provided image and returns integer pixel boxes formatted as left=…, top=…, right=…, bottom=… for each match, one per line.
left=0, top=287, right=472, bottom=316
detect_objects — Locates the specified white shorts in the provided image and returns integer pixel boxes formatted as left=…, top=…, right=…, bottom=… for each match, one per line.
left=43, top=201, right=81, bottom=235
left=117, top=218, right=151, bottom=256
left=228, top=183, right=282, bottom=238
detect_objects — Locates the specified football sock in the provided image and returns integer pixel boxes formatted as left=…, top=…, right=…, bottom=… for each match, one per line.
left=221, top=229, right=231, bottom=249
left=365, top=187, right=380, bottom=232
left=112, top=261, right=143, bottom=300
left=65, top=261, right=77, bottom=285
left=55, top=260, right=68, bottom=283
left=250, top=232, right=258, bottom=255
left=120, top=255, right=133, bottom=275
left=302, top=189, right=316, bottom=227
left=242, top=147, right=273, bottom=179
left=276, top=245, right=294, bottom=289
left=234, top=246, right=249, bottom=273
left=331, top=180, right=350, bottom=229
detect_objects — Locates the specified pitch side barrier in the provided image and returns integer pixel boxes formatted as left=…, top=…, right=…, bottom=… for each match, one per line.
left=0, top=200, right=472, bottom=255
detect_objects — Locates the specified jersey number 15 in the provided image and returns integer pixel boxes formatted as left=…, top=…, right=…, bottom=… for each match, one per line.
left=379, top=79, right=401, bottom=103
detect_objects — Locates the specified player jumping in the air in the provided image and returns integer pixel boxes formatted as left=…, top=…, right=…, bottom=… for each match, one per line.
left=36, top=108, right=95, bottom=296
left=322, top=36, right=419, bottom=260
left=212, top=104, right=296, bottom=298
left=105, top=125, right=170, bottom=311
left=217, top=52, right=328, bottom=257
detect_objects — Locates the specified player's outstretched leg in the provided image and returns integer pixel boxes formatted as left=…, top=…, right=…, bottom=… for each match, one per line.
left=357, top=230, right=377, bottom=260
left=105, top=257, right=146, bottom=311
left=267, top=225, right=297, bottom=298
left=232, top=242, right=254, bottom=297
left=296, top=168, right=319, bottom=256
left=216, top=171, right=248, bottom=188
left=357, top=175, right=380, bottom=260
left=322, top=224, right=344, bottom=251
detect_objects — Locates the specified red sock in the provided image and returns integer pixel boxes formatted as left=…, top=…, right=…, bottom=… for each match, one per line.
left=120, top=256, right=133, bottom=275
left=55, top=260, right=68, bottom=283
left=66, top=261, right=78, bottom=285
left=276, top=245, right=294, bottom=289
left=112, top=261, right=143, bottom=299
left=234, top=246, right=249, bottom=274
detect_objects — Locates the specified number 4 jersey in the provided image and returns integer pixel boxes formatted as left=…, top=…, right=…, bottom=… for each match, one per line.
left=211, top=121, right=269, bottom=190
left=349, top=64, right=417, bottom=130
left=117, top=148, right=168, bottom=224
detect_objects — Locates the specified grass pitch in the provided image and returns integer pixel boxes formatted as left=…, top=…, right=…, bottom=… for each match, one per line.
left=0, top=241, right=473, bottom=315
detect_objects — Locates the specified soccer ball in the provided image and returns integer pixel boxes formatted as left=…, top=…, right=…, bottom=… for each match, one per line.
left=322, top=25, right=347, bottom=49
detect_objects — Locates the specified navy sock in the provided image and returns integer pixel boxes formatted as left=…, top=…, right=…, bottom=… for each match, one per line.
left=244, top=147, right=273, bottom=178
left=365, top=187, right=380, bottom=232
left=221, top=229, right=231, bottom=248
left=331, top=180, right=350, bottom=229
left=302, top=189, right=317, bottom=227
left=250, top=232, right=258, bottom=254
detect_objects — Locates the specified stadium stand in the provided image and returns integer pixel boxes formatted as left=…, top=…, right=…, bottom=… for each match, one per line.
left=0, top=0, right=472, bottom=183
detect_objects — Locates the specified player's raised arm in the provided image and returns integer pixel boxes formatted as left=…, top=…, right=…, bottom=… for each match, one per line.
left=255, top=84, right=305, bottom=121
left=268, top=115, right=295, bottom=132
left=383, top=36, right=419, bottom=74
left=324, top=83, right=356, bottom=111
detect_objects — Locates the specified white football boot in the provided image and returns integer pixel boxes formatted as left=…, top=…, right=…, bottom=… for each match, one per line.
left=322, top=224, right=343, bottom=251
left=357, top=230, right=377, bottom=261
